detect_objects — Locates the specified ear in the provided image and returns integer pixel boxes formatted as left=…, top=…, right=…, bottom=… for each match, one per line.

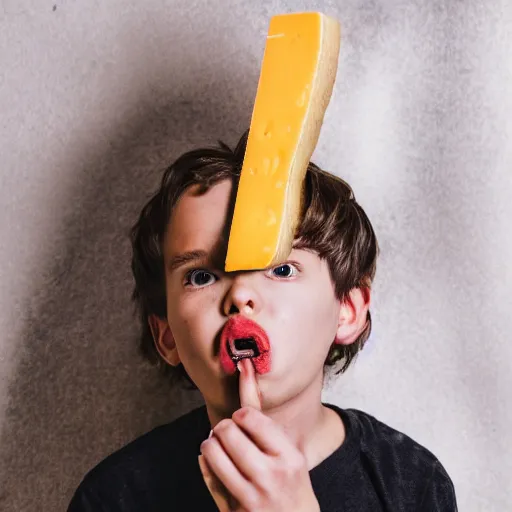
left=148, top=314, right=181, bottom=367
left=334, top=288, right=371, bottom=346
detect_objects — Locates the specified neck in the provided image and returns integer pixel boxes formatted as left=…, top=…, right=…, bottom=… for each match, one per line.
left=206, top=372, right=345, bottom=470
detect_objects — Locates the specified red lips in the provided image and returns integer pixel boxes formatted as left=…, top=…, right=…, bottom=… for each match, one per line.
left=219, top=316, right=271, bottom=375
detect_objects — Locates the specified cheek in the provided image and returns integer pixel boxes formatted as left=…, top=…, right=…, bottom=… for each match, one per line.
left=274, top=281, right=339, bottom=354
left=300, top=300, right=338, bottom=345
left=167, top=286, right=220, bottom=359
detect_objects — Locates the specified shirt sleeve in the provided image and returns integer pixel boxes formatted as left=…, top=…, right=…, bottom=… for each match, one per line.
left=419, top=461, right=458, bottom=511
left=67, top=482, right=110, bottom=512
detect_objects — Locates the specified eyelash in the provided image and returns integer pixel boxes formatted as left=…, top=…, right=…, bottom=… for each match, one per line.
left=183, top=262, right=301, bottom=289
left=184, top=269, right=218, bottom=289
left=266, top=262, right=301, bottom=279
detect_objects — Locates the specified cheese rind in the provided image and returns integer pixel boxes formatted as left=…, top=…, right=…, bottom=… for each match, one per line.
left=225, top=12, right=341, bottom=271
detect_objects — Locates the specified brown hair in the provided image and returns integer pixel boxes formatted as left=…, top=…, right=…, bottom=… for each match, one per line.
left=130, top=131, right=378, bottom=386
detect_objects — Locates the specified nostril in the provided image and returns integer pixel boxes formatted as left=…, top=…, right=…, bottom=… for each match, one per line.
left=228, top=304, right=239, bottom=315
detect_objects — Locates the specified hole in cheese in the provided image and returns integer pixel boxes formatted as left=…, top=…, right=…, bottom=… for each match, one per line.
left=225, top=12, right=341, bottom=271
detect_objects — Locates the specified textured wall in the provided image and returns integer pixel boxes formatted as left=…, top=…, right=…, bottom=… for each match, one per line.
left=1, top=0, right=511, bottom=510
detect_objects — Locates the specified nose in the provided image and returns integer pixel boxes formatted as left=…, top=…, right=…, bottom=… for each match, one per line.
left=223, top=273, right=262, bottom=317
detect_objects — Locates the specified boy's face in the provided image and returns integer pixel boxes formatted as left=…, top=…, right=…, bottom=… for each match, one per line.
left=159, top=179, right=346, bottom=415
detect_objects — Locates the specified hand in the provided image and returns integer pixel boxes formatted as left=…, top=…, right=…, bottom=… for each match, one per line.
left=198, top=359, right=320, bottom=512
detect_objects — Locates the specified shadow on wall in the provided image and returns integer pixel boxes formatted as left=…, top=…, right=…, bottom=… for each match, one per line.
left=0, top=32, right=252, bottom=512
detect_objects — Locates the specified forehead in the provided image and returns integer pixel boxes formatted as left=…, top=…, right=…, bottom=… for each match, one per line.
left=164, top=180, right=234, bottom=259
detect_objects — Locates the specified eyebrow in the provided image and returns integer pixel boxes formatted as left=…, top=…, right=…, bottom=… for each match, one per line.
left=167, top=250, right=209, bottom=273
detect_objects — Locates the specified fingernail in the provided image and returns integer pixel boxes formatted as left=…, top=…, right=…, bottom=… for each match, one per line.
left=237, top=361, right=243, bottom=373
left=199, top=429, right=213, bottom=454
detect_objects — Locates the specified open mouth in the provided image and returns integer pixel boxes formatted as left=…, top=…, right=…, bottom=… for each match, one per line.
left=228, top=337, right=261, bottom=362
left=219, top=316, right=271, bottom=376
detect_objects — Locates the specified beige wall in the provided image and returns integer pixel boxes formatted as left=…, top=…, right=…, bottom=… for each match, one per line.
left=1, top=0, right=511, bottom=510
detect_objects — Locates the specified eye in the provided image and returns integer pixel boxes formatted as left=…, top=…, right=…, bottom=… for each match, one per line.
left=269, top=263, right=299, bottom=279
left=185, top=269, right=217, bottom=288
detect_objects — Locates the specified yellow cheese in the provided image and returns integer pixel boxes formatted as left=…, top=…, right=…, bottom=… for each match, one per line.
left=225, top=12, right=341, bottom=271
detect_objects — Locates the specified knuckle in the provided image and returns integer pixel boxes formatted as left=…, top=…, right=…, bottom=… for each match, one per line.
left=243, top=491, right=263, bottom=511
left=233, top=406, right=254, bottom=424
left=200, top=438, right=215, bottom=456
left=291, top=453, right=307, bottom=471
left=267, top=464, right=288, bottom=486
left=272, top=455, right=305, bottom=482
left=213, top=418, right=233, bottom=433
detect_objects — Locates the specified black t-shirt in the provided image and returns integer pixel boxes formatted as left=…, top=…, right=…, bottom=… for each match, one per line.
left=67, top=404, right=457, bottom=511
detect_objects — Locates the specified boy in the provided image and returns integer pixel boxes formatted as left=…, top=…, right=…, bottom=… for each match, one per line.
left=68, top=131, right=457, bottom=511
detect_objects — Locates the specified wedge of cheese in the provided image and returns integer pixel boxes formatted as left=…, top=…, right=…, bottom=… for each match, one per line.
left=225, top=12, right=340, bottom=271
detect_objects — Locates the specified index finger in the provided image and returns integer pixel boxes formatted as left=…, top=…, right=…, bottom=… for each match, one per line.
left=238, top=358, right=262, bottom=410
